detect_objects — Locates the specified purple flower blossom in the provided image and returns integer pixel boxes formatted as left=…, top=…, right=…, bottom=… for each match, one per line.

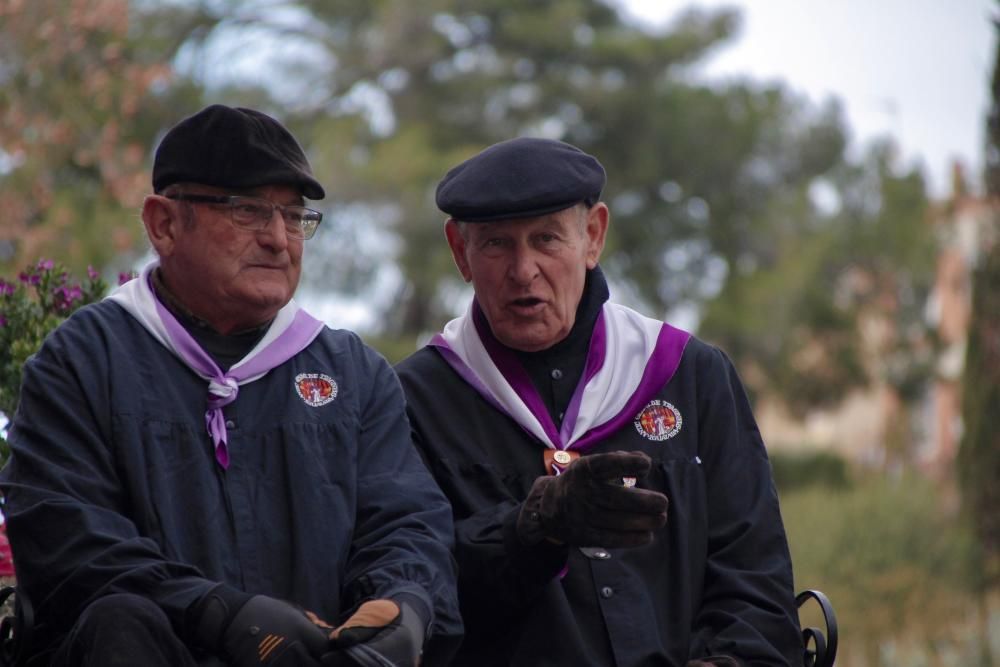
left=118, top=271, right=136, bottom=285
left=18, top=271, right=40, bottom=286
left=52, top=284, right=84, bottom=312
left=36, top=259, right=54, bottom=271
left=87, top=265, right=99, bottom=281
left=0, top=280, right=14, bottom=297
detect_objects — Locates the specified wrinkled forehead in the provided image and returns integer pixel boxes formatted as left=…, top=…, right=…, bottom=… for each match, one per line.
left=458, top=205, right=586, bottom=236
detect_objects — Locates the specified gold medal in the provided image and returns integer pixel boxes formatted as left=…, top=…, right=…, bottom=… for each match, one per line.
left=544, top=448, right=580, bottom=475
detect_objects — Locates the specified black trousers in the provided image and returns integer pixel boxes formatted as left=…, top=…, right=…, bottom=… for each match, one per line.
left=48, top=593, right=219, bottom=667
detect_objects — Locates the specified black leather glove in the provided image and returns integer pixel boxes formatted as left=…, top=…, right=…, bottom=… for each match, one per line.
left=517, top=451, right=668, bottom=548
left=191, top=584, right=329, bottom=666
left=321, top=597, right=426, bottom=667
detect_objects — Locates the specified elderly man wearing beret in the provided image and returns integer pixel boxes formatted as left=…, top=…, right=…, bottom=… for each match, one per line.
left=0, top=105, right=461, bottom=666
left=395, top=137, right=804, bottom=666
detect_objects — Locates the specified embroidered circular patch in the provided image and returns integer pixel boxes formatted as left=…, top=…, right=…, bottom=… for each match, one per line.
left=634, top=400, right=682, bottom=441
left=295, top=373, right=338, bottom=407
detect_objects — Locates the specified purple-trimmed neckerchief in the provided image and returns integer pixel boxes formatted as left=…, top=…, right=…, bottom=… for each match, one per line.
left=429, top=300, right=691, bottom=467
left=107, top=261, right=326, bottom=469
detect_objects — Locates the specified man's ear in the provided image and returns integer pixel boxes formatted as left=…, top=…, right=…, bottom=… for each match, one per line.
left=584, top=202, right=609, bottom=269
left=444, top=219, right=473, bottom=283
left=141, top=195, right=182, bottom=257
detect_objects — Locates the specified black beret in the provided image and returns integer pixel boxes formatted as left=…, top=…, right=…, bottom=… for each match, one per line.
left=152, top=104, right=324, bottom=200
left=436, top=137, right=606, bottom=222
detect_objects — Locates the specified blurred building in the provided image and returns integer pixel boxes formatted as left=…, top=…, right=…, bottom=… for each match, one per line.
left=758, top=163, right=998, bottom=476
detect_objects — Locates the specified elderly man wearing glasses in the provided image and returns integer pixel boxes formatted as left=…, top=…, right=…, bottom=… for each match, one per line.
left=0, top=105, right=461, bottom=667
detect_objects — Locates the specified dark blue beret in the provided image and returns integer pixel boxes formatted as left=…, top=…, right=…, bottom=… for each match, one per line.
left=152, top=104, right=324, bottom=200
left=436, top=137, right=606, bottom=222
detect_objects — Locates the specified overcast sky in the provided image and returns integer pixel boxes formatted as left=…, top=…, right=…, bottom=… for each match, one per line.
left=618, top=0, right=996, bottom=199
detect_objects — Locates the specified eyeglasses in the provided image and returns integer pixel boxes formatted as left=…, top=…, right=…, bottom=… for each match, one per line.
left=167, top=193, right=323, bottom=240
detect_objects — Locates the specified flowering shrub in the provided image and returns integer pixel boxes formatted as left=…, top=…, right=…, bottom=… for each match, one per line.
left=0, top=260, right=123, bottom=439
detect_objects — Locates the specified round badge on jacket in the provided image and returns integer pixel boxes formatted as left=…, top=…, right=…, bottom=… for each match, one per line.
left=633, top=400, right=682, bottom=441
left=295, top=372, right=338, bottom=407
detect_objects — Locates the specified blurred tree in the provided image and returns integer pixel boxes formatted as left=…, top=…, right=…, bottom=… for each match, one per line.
left=190, top=2, right=855, bottom=341
left=1, top=0, right=933, bottom=421
left=193, top=1, right=933, bottom=418
left=958, top=10, right=1000, bottom=656
left=0, top=0, right=215, bottom=274
left=701, top=139, right=935, bottom=422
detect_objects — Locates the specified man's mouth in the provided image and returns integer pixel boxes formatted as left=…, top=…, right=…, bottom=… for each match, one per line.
left=509, top=297, right=545, bottom=312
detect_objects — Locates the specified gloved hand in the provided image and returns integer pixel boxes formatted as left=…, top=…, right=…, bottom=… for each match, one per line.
left=517, top=451, right=668, bottom=548
left=321, top=598, right=426, bottom=667
left=192, top=584, right=328, bottom=666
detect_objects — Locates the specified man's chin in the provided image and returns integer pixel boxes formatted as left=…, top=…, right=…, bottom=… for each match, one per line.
left=240, top=286, right=293, bottom=314
left=494, top=327, right=563, bottom=353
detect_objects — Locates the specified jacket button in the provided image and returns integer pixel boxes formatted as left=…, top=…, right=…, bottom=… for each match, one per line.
left=600, top=586, right=614, bottom=599
left=550, top=368, right=563, bottom=380
left=225, top=420, right=236, bottom=429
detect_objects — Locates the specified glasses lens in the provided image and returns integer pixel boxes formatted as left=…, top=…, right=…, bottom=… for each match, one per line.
left=231, top=198, right=273, bottom=226
left=223, top=197, right=320, bottom=239
left=283, top=207, right=322, bottom=240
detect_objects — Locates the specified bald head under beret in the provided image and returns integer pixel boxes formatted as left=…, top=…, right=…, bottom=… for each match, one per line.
left=435, top=137, right=606, bottom=222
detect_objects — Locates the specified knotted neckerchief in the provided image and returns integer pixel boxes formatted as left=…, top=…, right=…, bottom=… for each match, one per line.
left=108, top=262, right=326, bottom=468
left=429, top=299, right=691, bottom=469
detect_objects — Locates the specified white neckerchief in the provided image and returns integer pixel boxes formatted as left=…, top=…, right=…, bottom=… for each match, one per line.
left=430, top=301, right=690, bottom=453
left=107, top=262, right=325, bottom=468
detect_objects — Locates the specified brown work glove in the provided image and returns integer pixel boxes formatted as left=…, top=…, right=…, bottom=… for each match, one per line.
left=191, top=584, right=328, bottom=666
left=321, top=598, right=426, bottom=667
left=517, top=451, right=668, bottom=548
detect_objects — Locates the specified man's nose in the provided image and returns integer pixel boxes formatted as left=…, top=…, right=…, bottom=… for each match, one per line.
left=507, top=246, right=540, bottom=285
left=257, top=207, right=290, bottom=249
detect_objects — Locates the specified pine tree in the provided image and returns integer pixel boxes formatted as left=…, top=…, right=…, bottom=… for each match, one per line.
left=957, top=10, right=1000, bottom=666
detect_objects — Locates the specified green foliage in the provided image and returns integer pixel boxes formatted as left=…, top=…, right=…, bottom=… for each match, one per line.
left=769, top=449, right=850, bottom=492
left=782, top=472, right=980, bottom=662
left=0, top=260, right=109, bottom=443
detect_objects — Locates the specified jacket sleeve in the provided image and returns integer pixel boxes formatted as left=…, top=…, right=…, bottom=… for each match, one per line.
left=689, top=347, right=804, bottom=666
left=0, top=317, right=215, bottom=650
left=338, top=344, right=463, bottom=664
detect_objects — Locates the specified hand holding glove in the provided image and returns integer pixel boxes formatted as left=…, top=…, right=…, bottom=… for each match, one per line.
left=517, top=451, right=668, bottom=548
left=192, top=585, right=329, bottom=666
left=321, top=598, right=426, bottom=667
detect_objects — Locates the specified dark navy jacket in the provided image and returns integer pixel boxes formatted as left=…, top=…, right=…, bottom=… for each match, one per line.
left=0, top=300, right=462, bottom=664
left=396, top=326, right=802, bottom=666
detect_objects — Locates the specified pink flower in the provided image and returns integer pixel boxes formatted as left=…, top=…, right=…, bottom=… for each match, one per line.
left=87, top=265, right=100, bottom=281
left=36, top=259, right=54, bottom=271
left=118, top=271, right=136, bottom=285
left=52, top=284, right=84, bottom=312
